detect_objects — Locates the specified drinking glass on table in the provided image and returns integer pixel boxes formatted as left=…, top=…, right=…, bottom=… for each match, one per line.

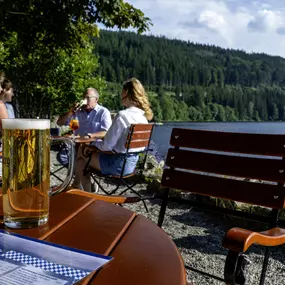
left=1, top=119, right=75, bottom=229
left=69, top=116, right=80, bottom=140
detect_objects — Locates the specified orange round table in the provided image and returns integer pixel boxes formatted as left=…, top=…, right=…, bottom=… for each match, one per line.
left=0, top=191, right=187, bottom=285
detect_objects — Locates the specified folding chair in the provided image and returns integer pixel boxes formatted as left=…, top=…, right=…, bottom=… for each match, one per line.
left=83, top=123, right=154, bottom=212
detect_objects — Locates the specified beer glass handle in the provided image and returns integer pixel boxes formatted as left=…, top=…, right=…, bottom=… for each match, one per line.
left=50, top=137, right=75, bottom=196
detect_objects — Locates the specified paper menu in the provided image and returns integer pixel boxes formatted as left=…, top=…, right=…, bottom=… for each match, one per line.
left=0, top=230, right=112, bottom=284
left=0, top=259, right=72, bottom=285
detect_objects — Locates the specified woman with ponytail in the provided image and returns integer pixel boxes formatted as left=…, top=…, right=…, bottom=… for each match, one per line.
left=74, top=77, right=153, bottom=191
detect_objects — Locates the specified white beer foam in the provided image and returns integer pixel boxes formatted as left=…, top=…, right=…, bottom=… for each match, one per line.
left=2, top=119, right=50, bottom=130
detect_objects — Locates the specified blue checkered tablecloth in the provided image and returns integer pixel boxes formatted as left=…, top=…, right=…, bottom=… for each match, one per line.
left=1, top=250, right=91, bottom=281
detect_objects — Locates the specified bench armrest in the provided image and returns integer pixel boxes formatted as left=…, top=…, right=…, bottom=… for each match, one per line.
left=223, top=227, right=285, bottom=252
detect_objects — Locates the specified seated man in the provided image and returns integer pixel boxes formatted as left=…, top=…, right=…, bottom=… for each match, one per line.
left=57, top=87, right=112, bottom=139
left=57, top=87, right=112, bottom=188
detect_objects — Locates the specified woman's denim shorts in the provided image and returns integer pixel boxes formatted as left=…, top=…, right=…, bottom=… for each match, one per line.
left=99, top=153, right=139, bottom=176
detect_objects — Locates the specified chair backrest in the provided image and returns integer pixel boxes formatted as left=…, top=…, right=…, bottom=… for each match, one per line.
left=161, top=128, right=285, bottom=209
left=118, top=124, right=154, bottom=176
left=125, top=124, right=154, bottom=152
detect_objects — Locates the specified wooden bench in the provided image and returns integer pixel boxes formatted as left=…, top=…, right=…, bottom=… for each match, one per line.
left=158, top=128, right=285, bottom=285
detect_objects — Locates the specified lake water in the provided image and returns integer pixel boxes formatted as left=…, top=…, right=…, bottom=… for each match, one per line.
left=151, top=122, right=285, bottom=159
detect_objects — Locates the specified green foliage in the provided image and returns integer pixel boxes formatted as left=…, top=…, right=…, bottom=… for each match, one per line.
left=0, top=34, right=105, bottom=118
left=0, top=1, right=151, bottom=118
left=94, top=30, right=285, bottom=87
left=143, top=154, right=165, bottom=182
left=148, top=93, right=163, bottom=122
left=94, top=30, right=285, bottom=122
left=0, top=1, right=152, bottom=52
left=159, top=93, right=175, bottom=121
left=101, top=82, right=122, bottom=112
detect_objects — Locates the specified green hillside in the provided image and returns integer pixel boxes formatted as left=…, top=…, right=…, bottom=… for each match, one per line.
left=94, top=30, right=285, bottom=122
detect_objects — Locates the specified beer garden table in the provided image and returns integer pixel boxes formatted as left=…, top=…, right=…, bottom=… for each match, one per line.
left=0, top=191, right=187, bottom=285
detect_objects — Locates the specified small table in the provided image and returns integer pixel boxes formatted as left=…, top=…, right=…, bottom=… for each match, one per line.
left=0, top=192, right=186, bottom=285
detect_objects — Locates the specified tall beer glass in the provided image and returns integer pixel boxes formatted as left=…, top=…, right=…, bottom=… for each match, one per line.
left=2, top=119, right=75, bottom=229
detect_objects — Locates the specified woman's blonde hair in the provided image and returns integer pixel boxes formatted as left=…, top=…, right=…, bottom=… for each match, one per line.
left=122, top=78, right=153, bottom=121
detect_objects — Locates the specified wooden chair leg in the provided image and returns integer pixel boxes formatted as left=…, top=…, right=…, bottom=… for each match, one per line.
left=157, top=188, right=170, bottom=227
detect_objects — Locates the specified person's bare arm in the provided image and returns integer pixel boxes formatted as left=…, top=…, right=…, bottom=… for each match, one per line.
left=89, top=131, right=107, bottom=139
left=0, top=102, right=9, bottom=130
left=57, top=108, right=74, bottom=126
left=77, top=131, right=107, bottom=141
left=57, top=102, right=80, bottom=126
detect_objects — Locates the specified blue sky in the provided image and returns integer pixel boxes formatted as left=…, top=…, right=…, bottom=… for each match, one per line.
left=109, top=0, right=285, bottom=57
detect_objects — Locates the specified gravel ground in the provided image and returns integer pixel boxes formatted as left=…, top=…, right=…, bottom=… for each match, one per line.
left=50, top=151, right=285, bottom=285
left=125, top=189, right=285, bottom=285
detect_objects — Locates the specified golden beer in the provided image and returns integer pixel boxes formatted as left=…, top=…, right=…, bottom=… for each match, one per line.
left=2, top=119, right=50, bottom=228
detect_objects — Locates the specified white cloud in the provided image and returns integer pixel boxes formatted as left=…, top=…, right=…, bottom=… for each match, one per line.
left=121, top=0, right=285, bottom=57
left=196, top=10, right=227, bottom=30
left=248, top=9, right=282, bottom=32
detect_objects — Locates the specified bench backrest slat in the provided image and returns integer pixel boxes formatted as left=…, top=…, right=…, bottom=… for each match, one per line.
left=161, top=169, right=285, bottom=209
left=170, top=128, right=285, bottom=156
left=166, top=149, right=285, bottom=183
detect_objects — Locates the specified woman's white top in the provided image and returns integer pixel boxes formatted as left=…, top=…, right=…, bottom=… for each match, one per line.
left=93, top=106, right=148, bottom=153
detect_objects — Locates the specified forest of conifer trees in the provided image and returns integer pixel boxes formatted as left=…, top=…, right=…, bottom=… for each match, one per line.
left=93, top=30, right=285, bottom=122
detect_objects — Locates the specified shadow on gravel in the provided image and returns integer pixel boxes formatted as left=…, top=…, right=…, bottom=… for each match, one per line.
left=170, top=209, right=285, bottom=265
left=170, top=210, right=230, bottom=255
